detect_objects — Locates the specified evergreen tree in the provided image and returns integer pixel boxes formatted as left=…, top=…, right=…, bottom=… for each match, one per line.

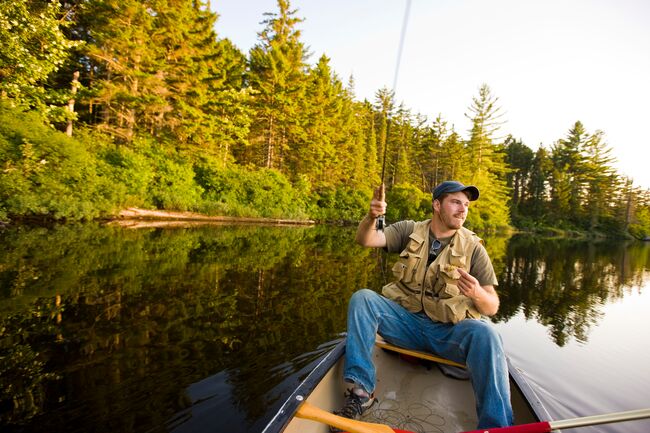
left=247, top=0, right=309, bottom=171
left=419, top=116, right=465, bottom=189
left=355, top=100, right=381, bottom=191
left=525, top=146, right=552, bottom=220
left=464, top=84, right=511, bottom=231
left=373, top=87, right=395, bottom=187
left=582, top=130, right=618, bottom=230
left=156, top=1, right=250, bottom=158
left=391, top=103, right=414, bottom=187
left=550, top=121, right=589, bottom=223
left=83, top=0, right=164, bottom=141
left=410, top=113, right=433, bottom=191
left=465, top=83, right=506, bottom=173
left=504, top=135, right=534, bottom=220
left=442, top=130, right=466, bottom=181
left=291, top=55, right=344, bottom=188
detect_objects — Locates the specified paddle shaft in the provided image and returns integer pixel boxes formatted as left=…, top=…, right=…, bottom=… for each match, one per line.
left=461, top=408, right=650, bottom=433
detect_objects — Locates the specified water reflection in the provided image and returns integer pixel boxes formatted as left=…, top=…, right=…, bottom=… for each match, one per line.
left=0, top=224, right=648, bottom=432
left=494, top=236, right=650, bottom=346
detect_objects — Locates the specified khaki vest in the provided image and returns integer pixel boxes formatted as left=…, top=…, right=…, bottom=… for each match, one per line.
left=381, top=220, right=483, bottom=324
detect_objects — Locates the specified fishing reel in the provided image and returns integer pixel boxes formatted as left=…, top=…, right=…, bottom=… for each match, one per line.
left=376, top=215, right=385, bottom=231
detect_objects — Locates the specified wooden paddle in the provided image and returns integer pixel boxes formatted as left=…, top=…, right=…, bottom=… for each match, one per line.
left=460, top=407, right=650, bottom=433
left=295, top=401, right=412, bottom=433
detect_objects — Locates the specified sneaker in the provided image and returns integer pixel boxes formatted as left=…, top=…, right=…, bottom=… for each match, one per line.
left=330, top=388, right=377, bottom=432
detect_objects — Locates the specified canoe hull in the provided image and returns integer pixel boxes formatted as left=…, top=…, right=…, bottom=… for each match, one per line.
left=263, top=339, right=549, bottom=433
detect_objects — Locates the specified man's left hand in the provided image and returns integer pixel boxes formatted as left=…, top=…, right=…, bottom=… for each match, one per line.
left=457, top=268, right=500, bottom=316
left=457, top=268, right=481, bottom=300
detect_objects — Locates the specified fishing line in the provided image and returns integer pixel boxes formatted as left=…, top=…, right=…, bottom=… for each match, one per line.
left=392, top=0, right=412, bottom=95
left=377, top=0, right=412, bottom=232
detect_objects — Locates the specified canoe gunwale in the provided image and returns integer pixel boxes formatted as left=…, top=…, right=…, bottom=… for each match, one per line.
left=507, top=358, right=554, bottom=425
left=261, top=339, right=346, bottom=433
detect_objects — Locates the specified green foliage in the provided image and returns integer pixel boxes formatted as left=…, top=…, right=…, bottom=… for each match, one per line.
left=385, top=183, right=431, bottom=222
left=310, top=186, right=370, bottom=222
left=99, top=142, right=155, bottom=208
left=195, top=161, right=309, bottom=219
left=0, top=103, right=115, bottom=221
left=0, top=0, right=80, bottom=113
left=629, top=206, right=650, bottom=239
left=144, top=145, right=204, bottom=211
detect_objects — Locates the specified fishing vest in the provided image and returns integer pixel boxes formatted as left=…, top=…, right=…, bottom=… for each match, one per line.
left=381, top=220, right=483, bottom=324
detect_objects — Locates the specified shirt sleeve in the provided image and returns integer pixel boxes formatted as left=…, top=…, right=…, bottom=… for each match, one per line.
left=469, top=242, right=499, bottom=287
left=383, top=220, right=415, bottom=253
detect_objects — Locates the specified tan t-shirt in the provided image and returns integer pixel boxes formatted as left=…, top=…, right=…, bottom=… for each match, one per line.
left=384, top=220, right=498, bottom=287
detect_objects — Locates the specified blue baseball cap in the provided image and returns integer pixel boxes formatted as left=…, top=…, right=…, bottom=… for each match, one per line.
left=432, top=181, right=479, bottom=201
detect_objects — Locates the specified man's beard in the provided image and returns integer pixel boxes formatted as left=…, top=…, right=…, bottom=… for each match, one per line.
left=441, top=211, right=464, bottom=230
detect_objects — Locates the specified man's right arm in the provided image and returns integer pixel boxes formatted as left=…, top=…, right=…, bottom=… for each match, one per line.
left=355, top=186, right=387, bottom=248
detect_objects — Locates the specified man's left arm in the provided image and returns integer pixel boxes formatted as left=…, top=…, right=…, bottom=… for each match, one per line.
left=457, top=268, right=500, bottom=316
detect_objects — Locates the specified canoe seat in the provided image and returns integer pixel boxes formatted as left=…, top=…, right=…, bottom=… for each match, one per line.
left=374, top=335, right=465, bottom=368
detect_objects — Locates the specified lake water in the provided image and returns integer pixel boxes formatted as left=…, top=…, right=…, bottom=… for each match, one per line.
left=1, top=223, right=649, bottom=433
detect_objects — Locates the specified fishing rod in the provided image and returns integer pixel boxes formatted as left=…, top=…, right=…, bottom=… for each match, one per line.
left=376, top=0, right=411, bottom=231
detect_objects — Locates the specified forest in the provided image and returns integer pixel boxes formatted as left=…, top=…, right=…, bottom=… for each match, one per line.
left=1, top=0, right=649, bottom=238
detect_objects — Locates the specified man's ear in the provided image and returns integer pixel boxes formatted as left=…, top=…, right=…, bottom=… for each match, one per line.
left=432, top=199, right=440, bottom=213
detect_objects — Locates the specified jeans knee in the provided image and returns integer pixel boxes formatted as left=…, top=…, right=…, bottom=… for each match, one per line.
left=465, top=320, right=504, bottom=351
left=349, top=288, right=378, bottom=306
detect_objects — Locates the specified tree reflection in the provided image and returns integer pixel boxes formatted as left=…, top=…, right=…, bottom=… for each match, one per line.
left=1, top=225, right=649, bottom=431
left=494, top=236, right=650, bottom=346
left=0, top=224, right=380, bottom=431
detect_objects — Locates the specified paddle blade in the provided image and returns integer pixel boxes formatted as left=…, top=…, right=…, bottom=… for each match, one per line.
left=295, top=401, right=415, bottom=433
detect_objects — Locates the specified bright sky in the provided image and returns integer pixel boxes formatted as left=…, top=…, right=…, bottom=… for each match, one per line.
left=213, top=0, right=650, bottom=190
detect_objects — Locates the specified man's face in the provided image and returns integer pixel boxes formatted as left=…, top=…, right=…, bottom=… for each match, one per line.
left=434, top=191, right=470, bottom=230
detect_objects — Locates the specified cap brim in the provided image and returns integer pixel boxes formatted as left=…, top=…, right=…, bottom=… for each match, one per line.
left=463, top=186, right=479, bottom=201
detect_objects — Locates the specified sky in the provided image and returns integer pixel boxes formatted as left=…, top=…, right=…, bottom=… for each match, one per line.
left=212, top=0, right=650, bottom=190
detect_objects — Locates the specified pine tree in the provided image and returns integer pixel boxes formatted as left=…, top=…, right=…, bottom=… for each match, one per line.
left=463, top=84, right=511, bottom=231
left=290, top=55, right=344, bottom=188
left=156, top=0, right=249, bottom=158
left=391, top=103, right=414, bottom=187
left=410, top=113, right=433, bottom=191
left=582, top=129, right=618, bottom=230
left=550, top=121, right=589, bottom=224
left=373, top=87, right=395, bottom=187
left=504, top=135, right=534, bottom=220
left=83, top=0, right=165, bottom=141
left=356, top=100, right=380, bottom=191
left=525, top=146, right=552, bottom=219
left=465, top=83, right=506, bottom=173
left=247, top=0, right=308, bottom=171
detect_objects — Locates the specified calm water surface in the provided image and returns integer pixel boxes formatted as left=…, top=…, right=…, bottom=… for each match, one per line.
left=1, top=223, right=649, bottom=433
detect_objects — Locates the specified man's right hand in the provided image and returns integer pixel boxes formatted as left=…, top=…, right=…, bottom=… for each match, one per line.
left=369, top=184, right=387, bottom=219
left=356, top=184, right=388, bottom=248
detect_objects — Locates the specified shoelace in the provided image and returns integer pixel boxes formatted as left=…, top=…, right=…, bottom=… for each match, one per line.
left=337, top=389, right=366, bottom=419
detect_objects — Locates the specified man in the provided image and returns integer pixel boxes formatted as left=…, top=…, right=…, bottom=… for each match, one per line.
left=335, top=180, right=513, bottom=429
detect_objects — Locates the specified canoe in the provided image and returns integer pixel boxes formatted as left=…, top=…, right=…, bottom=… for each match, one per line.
left=262, top=336, right=552, bottom=433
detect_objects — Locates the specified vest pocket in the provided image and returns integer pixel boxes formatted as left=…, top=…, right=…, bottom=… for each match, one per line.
left=382, top=282, right=423, bottom=313
left=422, top=296, right=480, bottom=324
left=441, top=283, right=460, bottom=298
left=393, top=251, right=420, bottom=284
left=449, top=251, right=466, bottom=267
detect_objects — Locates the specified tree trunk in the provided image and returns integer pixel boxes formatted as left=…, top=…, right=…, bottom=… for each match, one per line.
left=66, top=71, right=80, bottom=137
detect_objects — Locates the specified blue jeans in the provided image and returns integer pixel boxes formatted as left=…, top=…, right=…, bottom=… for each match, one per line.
left=343, top=289, right=513, bottom=429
